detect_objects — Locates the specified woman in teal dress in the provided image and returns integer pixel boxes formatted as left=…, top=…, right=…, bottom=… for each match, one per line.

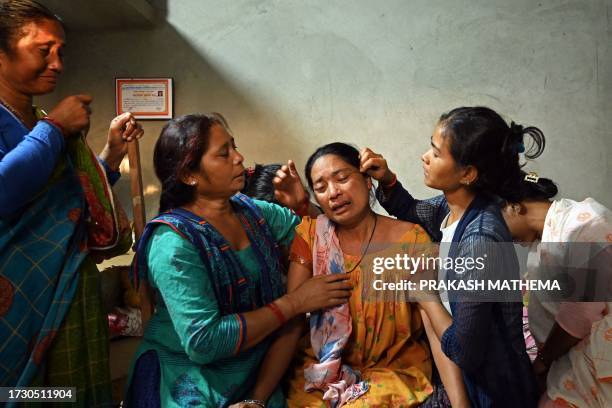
left=127, top=113, right=352, bottom=408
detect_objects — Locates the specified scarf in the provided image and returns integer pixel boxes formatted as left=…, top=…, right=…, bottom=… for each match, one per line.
left=304, top=215, right=369, bottom=408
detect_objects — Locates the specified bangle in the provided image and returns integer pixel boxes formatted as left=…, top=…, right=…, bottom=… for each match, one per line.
left=383, top=172, right=397, bottom=189
left=41, top=116, right=66, bottom=136
left=295, top=192, right=311, bottom=217
left=242, top=399, right=265, bottom=408
left=266, top=301, right=287, bottom=325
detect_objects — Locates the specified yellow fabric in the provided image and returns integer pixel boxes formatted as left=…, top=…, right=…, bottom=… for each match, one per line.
left=287, top=217, right=433, bottom=408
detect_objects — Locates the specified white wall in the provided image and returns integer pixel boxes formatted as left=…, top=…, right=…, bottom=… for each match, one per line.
left=39, top=0, right=612, bottom=220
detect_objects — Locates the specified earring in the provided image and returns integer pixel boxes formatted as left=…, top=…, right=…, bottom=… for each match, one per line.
left=190, top=180, right=196, bottom=186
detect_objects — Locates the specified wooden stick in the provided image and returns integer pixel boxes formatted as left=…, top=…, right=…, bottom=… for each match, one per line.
left=127, top=139, right=153, bottom=323
left=127, top=139, right=146, bottom=241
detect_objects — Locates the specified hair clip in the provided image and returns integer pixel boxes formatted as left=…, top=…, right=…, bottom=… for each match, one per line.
left=524, top=172, right=539, bottom=183
left=246, top=167, right=255, bottom=178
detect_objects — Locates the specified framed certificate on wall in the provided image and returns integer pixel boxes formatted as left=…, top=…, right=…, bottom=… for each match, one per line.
left=115, top=78, right=173, bottom=119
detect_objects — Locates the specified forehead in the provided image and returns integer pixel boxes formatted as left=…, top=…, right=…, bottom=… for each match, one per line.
left=16, top=19, right=65, bottom=46
left=310, top=154, right=356, bottom=179
left=206, top=123, right=232, bottom=146
left=432, top=125, right=451, bottom=150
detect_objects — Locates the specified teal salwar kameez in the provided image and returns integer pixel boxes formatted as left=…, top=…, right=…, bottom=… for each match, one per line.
left=128, top=195, right=299, bottom=407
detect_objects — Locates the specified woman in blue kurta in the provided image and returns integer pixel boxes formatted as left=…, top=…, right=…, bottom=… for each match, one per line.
left=360, top=107, right=541, bottom=407
left=127, top=113, right=352, bottom=408
left=0, top=1, right=143, bottom=405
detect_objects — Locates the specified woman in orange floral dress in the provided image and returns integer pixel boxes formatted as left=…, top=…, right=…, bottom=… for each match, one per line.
left=244, top=143, right=459, bottom=407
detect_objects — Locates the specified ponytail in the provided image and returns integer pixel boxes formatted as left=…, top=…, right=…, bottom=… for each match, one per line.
left=507, top=122, right=545, bottom=160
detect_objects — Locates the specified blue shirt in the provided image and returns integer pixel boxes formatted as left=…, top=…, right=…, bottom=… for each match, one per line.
left=377, top=181, right=538, bottom=408
left=0, top=106, right=120, bottom=218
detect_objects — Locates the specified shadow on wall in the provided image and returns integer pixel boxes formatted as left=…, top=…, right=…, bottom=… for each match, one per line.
left=36, top=1, right=296, bottom=222
left=148, top=0, right=168, bottom=18
left=35, top=0, right=612, bottom=212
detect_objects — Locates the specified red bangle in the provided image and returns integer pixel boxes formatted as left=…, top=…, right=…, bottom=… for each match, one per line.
left=383, top=173, right=397, bottom=189
left=266, top=301, right=287, bottom=325
left=42, top=116, right=66, bottom=136
left=295, top=192, right=311, bottom=217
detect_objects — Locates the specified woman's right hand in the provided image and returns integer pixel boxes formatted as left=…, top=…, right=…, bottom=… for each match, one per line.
left=46, top=94, right=93, bottom=136
left=359, top=147, right=395, bottom=185
left=286, top=273, right=352, bottom=314
left=273, top=160, right=309, bottom=211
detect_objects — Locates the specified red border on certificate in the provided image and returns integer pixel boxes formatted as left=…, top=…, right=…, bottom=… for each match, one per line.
left=115, top=78, right=173, bottom=119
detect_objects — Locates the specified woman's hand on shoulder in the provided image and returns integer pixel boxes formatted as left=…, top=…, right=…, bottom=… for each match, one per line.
left=46, top=94, right=93, bottom=136
left=359, top=147, right=395, bottom=185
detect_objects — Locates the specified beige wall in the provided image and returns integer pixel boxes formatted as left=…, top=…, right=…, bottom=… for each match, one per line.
left=38, top=0, right=612, bottom=220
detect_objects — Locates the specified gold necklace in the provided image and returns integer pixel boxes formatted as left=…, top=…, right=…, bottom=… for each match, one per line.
left=341, top=213, right=378, bottom=274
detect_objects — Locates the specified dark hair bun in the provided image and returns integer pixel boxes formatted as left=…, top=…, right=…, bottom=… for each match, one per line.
left=241, top=164, right=282, bottom=204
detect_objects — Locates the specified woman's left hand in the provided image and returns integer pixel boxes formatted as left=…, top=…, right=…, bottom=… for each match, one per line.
left=99, top=112, right=144, bottom=170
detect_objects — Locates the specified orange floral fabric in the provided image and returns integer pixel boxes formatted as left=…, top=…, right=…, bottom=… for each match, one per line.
left=287, top=217, right=434, bottom=408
